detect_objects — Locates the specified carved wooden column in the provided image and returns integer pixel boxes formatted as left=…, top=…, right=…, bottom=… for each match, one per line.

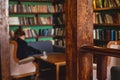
left=0, top=0, right=11, bottom=80
left=65, top=0, right=93, bottom=80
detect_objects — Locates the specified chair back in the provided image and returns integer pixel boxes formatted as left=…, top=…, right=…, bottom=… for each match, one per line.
left=10, top=41, right=19, bottom=73
left=107, top=41, right=120, bottom=67
left=9, top=40, right=37, bottom=78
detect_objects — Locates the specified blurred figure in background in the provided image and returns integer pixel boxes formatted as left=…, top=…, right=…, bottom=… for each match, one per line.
left=14, top=27, right=41, bottom=60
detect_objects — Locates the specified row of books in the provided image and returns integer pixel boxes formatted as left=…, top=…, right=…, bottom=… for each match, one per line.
left=54, top=38, right=65, bottom=46
left=23, top=28, right=38, bottom=38
left=10, top=28, right=54, bottom=38
left=93, top=29, right=120, bottom=41
left=9, top=4, right=63, bottom=13
left=93, top=0, right=120, bottom=9
left=39, top=28, right=54, bottom=36
left=54, top=28, right=64, bottom=36
left=38, top=16, right=53, bottom=24
left=53, top=15, right=64, bottom=24
left=9, top=16, right=53, bottom=25
left=10, top=28, right=63, bottom=38
left=9, top=28, right=38, bottom=38
left=93, top=12, right=120, bottom=24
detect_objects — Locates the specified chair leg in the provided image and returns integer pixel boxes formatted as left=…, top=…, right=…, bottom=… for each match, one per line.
left=12, top=78, right=25, bottom=80
left=34, top=63, right=40, bottom=80
left=34, top=73, right=39, bottom=80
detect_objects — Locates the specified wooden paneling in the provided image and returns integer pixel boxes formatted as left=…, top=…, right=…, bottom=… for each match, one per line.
left=0, top=0, right=11, bottom=80
left=65, top=0, right=93, bottom=80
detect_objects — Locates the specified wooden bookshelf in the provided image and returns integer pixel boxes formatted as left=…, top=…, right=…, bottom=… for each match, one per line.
left=93, top=0, right=120, bottom=47
left=9, top=0, right=65, bottom=46
left=94, top=7, right=120, bottom=12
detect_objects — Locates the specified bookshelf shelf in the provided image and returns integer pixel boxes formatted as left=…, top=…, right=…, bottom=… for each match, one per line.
left=12, top=0, right=65, bottom=3
left=94, top=24, right=120, bottom=27
left=94, top=7, right=120, bottom=12
left=37, top=36, right=54, bottom=38
left=53, top=36, right=65, bottom=38
left=9, top=24, right=55, bottom=27
left=9, top=12, right=64, bottom=15
left=94, top=39, right=109, bottom=42
left=93, top=0, right=120, bottom=47
left=53, top=24, right=65, bottom=28
left=9, top=24, right=65, bottom=27
left=25, top=37, right=38, bottom=39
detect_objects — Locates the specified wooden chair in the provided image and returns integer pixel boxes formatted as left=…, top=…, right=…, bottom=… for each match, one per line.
left=9, top=41, right=39, bottom=80
left=107, top=41, right=120, bottom=80
left=107, top=41, right=120, bottom=66
left=93, top=41, right=120, bottom=80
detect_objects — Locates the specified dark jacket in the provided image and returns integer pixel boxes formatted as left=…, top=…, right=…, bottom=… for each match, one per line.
left=16, top=38, right=41, bottom=60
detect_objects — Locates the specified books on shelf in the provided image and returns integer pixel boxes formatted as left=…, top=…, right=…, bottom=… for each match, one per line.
left=9, top=0, right=65, bottom=46
left=9, top=17, right=20, bottom=25
left=23, top=28, right=38, bottom=38
left=9, top=16, right=53, bottom=25
left=9, top=28, right=38, bottom=39
left=93, top=0, right=120, bottom=9
left=93, top=12, right=120, bottom=24
left=53, top=14, right=63, bottom=24
left=10, top=28, right=54, bottom=39
left=54, top=28, right=64, bottom=36
left=39, top=28, right=54, bottom=36
left=93, top=0, right=120, bottom=48
left=54, top=38, right=65, bottom=46
left=39, top=16, right=53, bottom=25
left=93, top=29, right=120, bottom=41
left=9, top=3, right=63, bottom=13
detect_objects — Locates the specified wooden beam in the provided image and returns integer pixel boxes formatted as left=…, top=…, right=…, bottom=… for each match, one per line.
left=66, top=0, right=93, bottom=80
left=80, top=45, right=120, bottom=58
left=0, top=0, right=11, bottom=80
left=65, top=0, right=77, bottom=80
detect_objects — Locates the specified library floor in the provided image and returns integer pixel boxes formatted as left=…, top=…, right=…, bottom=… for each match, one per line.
left=14, top=66, right=66, bottom=80
left=11, top=66, right=111, bottom=80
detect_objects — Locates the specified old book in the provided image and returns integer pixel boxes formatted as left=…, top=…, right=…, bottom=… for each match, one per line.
left=9, top=17, right=20, bottom=25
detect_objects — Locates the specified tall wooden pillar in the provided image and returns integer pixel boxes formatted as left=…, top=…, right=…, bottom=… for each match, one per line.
left=0, top=0, right=10, bottom=80
left=65, top=0, right=93, bottom=80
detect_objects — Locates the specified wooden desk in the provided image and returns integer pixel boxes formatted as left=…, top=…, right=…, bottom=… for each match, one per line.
left=35, top=52, right=66, bottom=80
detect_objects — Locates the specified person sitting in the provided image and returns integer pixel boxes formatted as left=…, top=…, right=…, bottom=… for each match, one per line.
left=14, top=28, right=41, bottom=60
